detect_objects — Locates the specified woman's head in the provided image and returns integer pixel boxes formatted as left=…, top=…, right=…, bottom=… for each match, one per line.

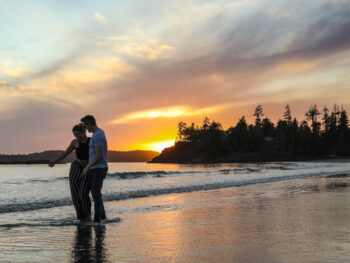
left=72, top=123, right=86, bottom=139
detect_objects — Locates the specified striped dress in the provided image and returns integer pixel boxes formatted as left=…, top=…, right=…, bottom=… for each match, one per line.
left=68, top=138, right=91, bottom=220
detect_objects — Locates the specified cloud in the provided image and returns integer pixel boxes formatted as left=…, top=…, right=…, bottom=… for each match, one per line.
left=107, top=35, right=134, bottom=42
left=109, top=105, right=228, bottom=124
left=0, top=81, right=42, bottom=97
left=2, top=0, right=350, bottom=153
left=94, top=12, right=107, bottom=23
left=0, top=97, right=85, bottom=153
left=25, top=56, right=134, bottom=109
left=133, top=42, right=175, bottom=60
left=324, top=0, right=346, bottom=6
left=106, top=37, right=176, bottom=60
left=0, top=60, right=32, bottom=78
left=267, top=7, right=290, bottom=19
left=30, top=1, right=350, bottom=114
left=30, top=51, right=83, bottom=79
left=90, top=0, right=350, bottom=123
left=226, top=1, right=245, bottom=9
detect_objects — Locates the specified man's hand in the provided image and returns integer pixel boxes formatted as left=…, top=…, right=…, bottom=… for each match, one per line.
left=83, top=166, right=89, bottom=176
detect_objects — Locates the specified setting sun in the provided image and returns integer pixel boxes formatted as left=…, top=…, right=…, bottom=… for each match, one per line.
left=142, top=140, right=175, bottom=153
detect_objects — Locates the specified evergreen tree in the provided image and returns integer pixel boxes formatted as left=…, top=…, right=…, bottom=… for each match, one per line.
left=322, top=106, right=330, bottom=133
left=337, top=107, right=349, bottom=155
left=283, top=105, right=293, bottom=125
left=170, top=104, right=350, bottom=163
left=246, top=124, right=264, bottom=152
left=276, top=120, right=289, bottom=154
left=261, top=117, right=274, bottom=137
left=177, top=121, right=187, bottom=141
left=291, top=118, right=299, bottom=154
left=253, top=105, right=264, bottom=128
left=339, top=107, right=348, bottom=130
left=305, top=105, right=321, bottom=136
left=202, top=117, right=210, bottom=130
left=227, top=116, right=248, bottom=152
left=298, top=120, right=313, bottom=155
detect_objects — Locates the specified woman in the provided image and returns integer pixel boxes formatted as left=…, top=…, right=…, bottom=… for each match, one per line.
left=49, top=123, right=91, bottom=221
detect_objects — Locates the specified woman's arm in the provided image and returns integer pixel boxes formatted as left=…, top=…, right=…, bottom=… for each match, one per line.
left=48, top=140, right=76, bottom=167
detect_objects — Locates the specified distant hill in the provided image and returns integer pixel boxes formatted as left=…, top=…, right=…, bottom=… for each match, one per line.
left=107, top=150, right=160, bottom=162
left=0, top=150, right=160, bottom=164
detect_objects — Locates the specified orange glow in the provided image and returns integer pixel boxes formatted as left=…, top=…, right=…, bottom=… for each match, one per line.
left=109, top=105, right=227, bottom=124
left=138, top=140, right=175, bottom=152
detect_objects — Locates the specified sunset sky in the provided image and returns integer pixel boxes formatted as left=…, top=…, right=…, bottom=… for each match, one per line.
left=1, top=0, right=350, bottom=154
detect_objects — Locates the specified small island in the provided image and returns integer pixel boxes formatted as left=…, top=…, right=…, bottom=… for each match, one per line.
left=151, top=104, right=350, bottom=163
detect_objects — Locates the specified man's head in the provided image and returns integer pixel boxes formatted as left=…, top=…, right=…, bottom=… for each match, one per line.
left=81, top=115, right=97, bottom=132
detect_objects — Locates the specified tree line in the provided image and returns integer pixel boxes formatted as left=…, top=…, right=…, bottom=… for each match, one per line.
left=169, top=104, right=350, bottom=162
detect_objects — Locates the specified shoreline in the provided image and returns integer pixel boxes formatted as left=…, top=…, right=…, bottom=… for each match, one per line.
left=150, top=156, right=350, bottom=164
left=2, top=170, right=350, bottom=215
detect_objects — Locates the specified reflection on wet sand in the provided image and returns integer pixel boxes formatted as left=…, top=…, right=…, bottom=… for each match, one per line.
left=103, top=176, right=350, bottom=262
left=72, top=225, right=107, bottom=263
left=2, top=175, right=350, bottom=262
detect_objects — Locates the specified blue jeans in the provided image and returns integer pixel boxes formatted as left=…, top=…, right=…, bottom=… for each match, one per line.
left=87, top=168, right=107, bottom=222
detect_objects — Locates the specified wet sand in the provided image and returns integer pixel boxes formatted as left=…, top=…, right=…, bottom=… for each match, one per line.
left=2, top=174, right=350, bottom=262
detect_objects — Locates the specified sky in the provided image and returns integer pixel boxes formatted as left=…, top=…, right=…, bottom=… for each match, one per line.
left=1, top=0, right=350, bottom=154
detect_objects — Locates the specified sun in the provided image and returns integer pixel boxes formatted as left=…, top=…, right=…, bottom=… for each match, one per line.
left=144, top=140, right=175, bottom=152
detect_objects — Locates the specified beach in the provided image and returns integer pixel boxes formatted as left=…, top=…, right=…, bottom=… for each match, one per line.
left=1, top=169, right=350, bottom=262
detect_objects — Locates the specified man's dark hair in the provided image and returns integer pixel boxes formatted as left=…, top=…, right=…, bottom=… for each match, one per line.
left=81, top=115, right=96, bottom=125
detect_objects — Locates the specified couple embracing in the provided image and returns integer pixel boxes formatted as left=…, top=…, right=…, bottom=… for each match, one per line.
left=49, top=115, right=108, bottom=223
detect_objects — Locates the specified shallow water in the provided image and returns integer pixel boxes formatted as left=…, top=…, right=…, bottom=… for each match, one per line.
left=1, top=161, right=349, bottom=214
left=1, top=162, right=350, bottom=262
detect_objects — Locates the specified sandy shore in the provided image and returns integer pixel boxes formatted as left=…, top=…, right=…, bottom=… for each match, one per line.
left=2, top=174, right=350, bottom=262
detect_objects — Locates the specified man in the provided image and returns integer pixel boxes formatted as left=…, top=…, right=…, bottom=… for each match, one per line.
left=81, top=115, right=108, bottom=223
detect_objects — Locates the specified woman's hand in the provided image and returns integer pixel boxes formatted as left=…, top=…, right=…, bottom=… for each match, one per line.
left=83, top=165, right=90, bottom=176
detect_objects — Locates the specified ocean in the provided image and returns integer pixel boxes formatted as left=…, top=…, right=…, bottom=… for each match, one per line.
left=1, top=161, right=350, bottom=262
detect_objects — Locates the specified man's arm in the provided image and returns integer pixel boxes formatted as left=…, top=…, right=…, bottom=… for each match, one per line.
left=83, top=146, right=103, bottom=175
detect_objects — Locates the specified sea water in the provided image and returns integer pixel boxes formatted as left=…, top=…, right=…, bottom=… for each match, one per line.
left=1, top=161, right=350, bottom=262
left=1, top=161, right=349, bottom=215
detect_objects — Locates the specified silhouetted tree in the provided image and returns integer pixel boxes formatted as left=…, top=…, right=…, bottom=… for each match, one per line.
left=228, top=116, right=248, bottom=152
left=246, top=124, right=264, bottom=152
left=322, top=106, right=330, bottom=133
left=202, top=117, right=210, bottom=130
left=305, top=105, right=321, bottom=136
left=298, top=120, right=313, bottom=155
left=253, top=105, right=264, bottom=128
left=177, top=122, right=187, bottom=141
left=283, top=105, right=293, bottom=125
left=338, top=107, right=349, bottom=155
left=170, top=104, right=350, bottom=163
left=261, top=117, right=274, bottom=137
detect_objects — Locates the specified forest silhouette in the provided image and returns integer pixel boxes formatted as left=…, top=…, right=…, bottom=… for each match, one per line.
left=152, top=104, right=350, bottom=163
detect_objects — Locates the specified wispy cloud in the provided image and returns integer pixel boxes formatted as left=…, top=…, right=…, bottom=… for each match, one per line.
left=324, top=0, right=346, bottom=6
left=0, top=60, right=32, bottom=78
left=106, top=37, right=176, bottom=60
left=94, top=12, right=107, bottom=23
left=109, top=105, right=227, bottom=124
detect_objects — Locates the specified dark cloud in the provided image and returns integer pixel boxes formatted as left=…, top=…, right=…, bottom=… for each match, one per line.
left=98, top=1, right=350, bottom=113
